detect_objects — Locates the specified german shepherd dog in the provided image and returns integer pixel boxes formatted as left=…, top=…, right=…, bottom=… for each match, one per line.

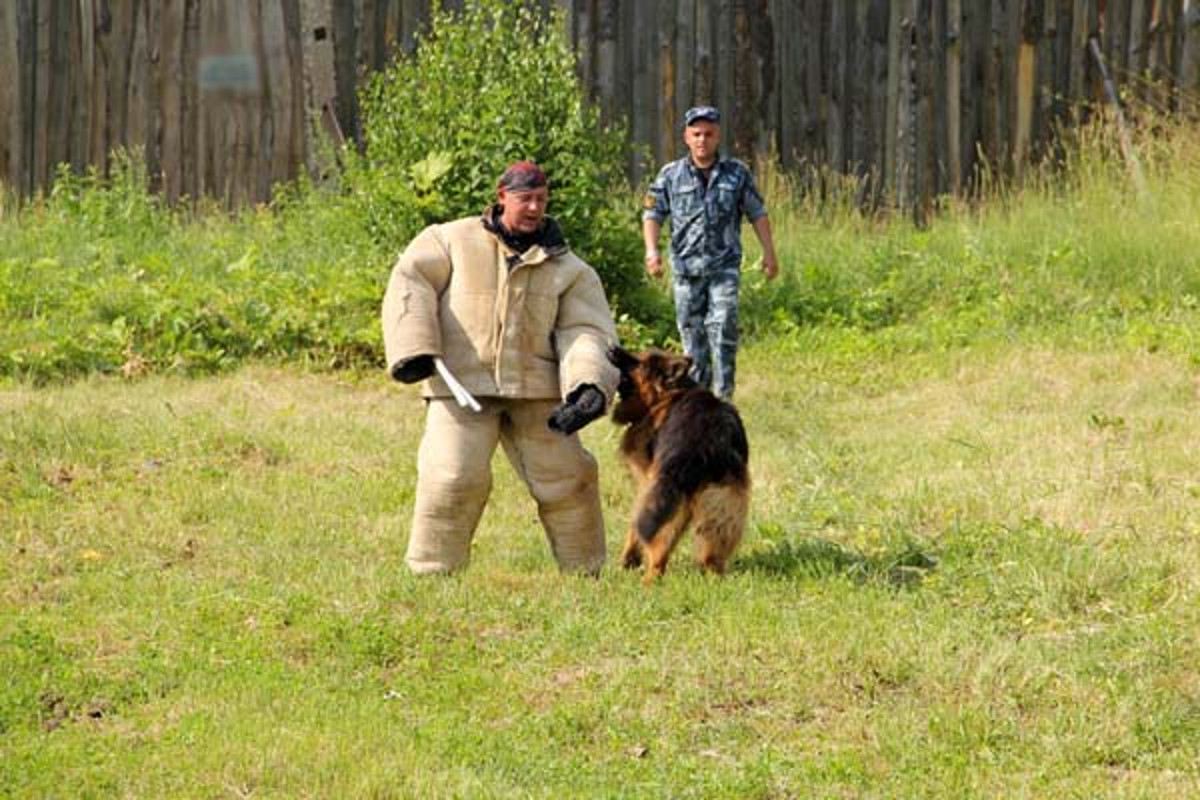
left=607, top=345, right=750, bottom=583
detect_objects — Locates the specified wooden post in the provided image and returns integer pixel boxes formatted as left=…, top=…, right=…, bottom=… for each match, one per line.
left=1106, top=0, right=1131, bottom=78
left=1183, top=0, right=1200, bottom=95
left=630, top=0, right=656, bottom=181
left=594, top=0, right=616, bottom=124
left=0, top=1, right=20, bottom=193
left=658, top=0, right=677, bottom=164
left=1015, top=0, right=1043, bottom=180
left=674, top=0, right=694, bottom=154
left=885, top=0, right=902, bottom=199
left=829, top=0, right=848, bottom=172
left=868, top=0, right=890, bottom=204
left=1070, top=0, right=1090, bottom=108
left=946, top=0, right=963, bottom=191
left=1128, top=0, right=1150, bottom=94
left=915, top=0, right=937, bottom=219
left=715, top=0, right=735, bottom=140
left=775, top=0, right=802, bottom=165
left=896, top=1, right=916, bottom=213
left=848, top=0, right=873, bottom=184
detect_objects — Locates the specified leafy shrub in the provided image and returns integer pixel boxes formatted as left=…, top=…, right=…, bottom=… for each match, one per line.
left=0, top=155, right=388, bottom=383
left=352, top=0, right=665, bottom=332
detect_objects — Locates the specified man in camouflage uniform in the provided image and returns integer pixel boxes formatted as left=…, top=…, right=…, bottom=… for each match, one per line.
left=642, top=105, right=781, bottom=400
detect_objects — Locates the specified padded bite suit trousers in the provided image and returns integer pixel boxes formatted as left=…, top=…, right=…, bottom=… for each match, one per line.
left=405, top=397, right=607, bottom=574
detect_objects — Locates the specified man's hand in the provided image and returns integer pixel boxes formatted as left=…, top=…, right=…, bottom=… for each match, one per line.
left=645, top=251, right=664, bottom=278
left=548, top=384, right=606, bottom=435
left=391, top=355, right=435, bottom=384
left=762, top=257, right=779, bottom=281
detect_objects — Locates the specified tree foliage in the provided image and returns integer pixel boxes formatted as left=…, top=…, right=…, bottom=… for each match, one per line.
left=351, top=0, right=664, bottom=326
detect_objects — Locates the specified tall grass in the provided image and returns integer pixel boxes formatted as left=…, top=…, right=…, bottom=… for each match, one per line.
left=740, top=106, right=1200, bottom=361
left=3, top=111, right=1199, bottom=385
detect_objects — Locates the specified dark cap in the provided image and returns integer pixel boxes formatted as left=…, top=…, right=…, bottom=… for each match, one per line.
left=684, top=105, right=721, bottom=126
left=497, top=160, right=548, bottom=192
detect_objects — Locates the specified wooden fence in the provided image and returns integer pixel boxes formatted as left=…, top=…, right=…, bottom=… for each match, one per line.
left=2, top=0, right=1198, bottom=210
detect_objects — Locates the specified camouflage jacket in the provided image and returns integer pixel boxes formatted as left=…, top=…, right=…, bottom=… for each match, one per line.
left=642, top=155, right=768, bottom=277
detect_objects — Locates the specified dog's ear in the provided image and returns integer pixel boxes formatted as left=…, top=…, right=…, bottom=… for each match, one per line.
left=607, top=344, right=639, bottom=371
left=667, top=355, right=692, bottom=384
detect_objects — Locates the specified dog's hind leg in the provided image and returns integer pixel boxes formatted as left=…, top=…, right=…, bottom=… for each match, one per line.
left=690, top=482, right=749, bottom=575
left=620, top=526, right=643, bottom=569
left=629, top=470, right=691, bottom=584
left=639, top=502, right=691, bottom=585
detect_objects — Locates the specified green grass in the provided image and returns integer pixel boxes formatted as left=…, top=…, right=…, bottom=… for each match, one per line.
left=4, top=110, right=1200, bottom=797
left=3, top=340, right=1199, bottom=797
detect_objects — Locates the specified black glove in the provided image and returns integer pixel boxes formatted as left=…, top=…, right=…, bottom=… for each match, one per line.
left=391, top=355, right=435, bottom=384
left=548, top=384, right=606, bottom=435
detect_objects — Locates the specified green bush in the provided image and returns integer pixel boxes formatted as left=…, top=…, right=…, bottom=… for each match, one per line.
left=352, top=0, right=665, bottom=334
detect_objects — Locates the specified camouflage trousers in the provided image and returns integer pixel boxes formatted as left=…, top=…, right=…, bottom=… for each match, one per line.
left=672, top=269, right=741, bottom=400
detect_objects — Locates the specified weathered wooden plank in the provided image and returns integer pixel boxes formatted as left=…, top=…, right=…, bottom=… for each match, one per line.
left=630, top=0, right=657, bottom=179
left=828, top=0, right=848, bottom=170
left=1031, top=0, right=1055, bottom=152
left=1147, top=0, right=1175, bottom=93
left=657, top=0, right=677, bottom=163
left=732, top=0, right=753, bottom=157
left=0, top=1, right=20, bottom=191
left=177, top=0, right=199, bottom=203
left=158, top=0, right=184, bottom=203
left=615, top=0, right=636, bottom=165
left=1069, top=0, right=1090, bottom=105
left=895, top=0, right=916, bottom=208
left=33, top=0, right=52, bottom=189
left=928, top=0, right=948, bottom=196
left=125, top=1, right=150, bottom=155
left=915, top=0, right=936, bottom=217
left=805, top=0, right=824, bottom=162
left=593, top=0, right=617, bottom=122
left=987, top=0, right=1010, bottom=174
left=1128, top=0, right=1150, bottom=91
left=72, top=0, right=94, bottom=172
left=1106, top=0, right=1131, bottom=76
left=774, top=0, right=801, bottom=163
left=260, top=0, right=290, bottom=195
left=1014, top=0, right=1042, bottom=180
left=329, top=0, right=359, bottom=146
left=674, top=0, right=695, bottom=139
left=141, top=2, right=164, bottom=192
left=847, top=0, right=871, bottom=174
left=48, top=0, right=74, bottom=174
left=885, top=0, right=902, bottom=195
left=715, top=0, right=736, bottom=141
left=867, top=0, right=889, bottom=199
left=402, top=0, right=428, bottom=55
left=1183, top=0, right=1200, bottom=94
left=946, top=0, right=963, bottom=190
left=572, top=0, right=594, bottom=96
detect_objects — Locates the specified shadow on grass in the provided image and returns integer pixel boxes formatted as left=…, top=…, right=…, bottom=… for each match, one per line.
left=736, top=534, right=938, bottom=588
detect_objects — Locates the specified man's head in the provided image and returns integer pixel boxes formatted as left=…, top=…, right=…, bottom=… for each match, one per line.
left=683, top=106, right=722, bottom=168
left=497, top=160, right=549, bottom=234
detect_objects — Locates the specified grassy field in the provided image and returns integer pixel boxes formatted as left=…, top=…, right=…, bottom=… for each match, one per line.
left=4, top=111, right=1200, bottom=797
left=4, top=336, right=1200, bottom=798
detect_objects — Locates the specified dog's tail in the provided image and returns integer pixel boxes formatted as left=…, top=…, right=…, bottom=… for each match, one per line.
left=635, top=476, right=685, bottom=543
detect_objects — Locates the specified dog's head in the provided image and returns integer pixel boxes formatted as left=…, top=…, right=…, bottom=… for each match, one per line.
left=607, top=345, right=694, bottom=424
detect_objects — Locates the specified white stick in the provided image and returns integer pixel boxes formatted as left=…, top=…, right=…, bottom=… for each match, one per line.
left=434, top=357, right=482, bottom=412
